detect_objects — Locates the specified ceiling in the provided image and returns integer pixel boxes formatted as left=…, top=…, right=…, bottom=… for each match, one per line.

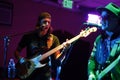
left=33, top=0, right=120, bottom=11
left=71, top=0, right=120, bottom=8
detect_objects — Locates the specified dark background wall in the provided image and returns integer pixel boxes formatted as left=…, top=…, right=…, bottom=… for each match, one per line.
left=0, top=0, right=101, bottom=79
left=56, top=37, right=90, bottom=80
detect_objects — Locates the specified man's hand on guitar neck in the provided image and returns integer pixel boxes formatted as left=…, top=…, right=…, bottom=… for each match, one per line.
left=56, top=39, right=71, bottom=59
left=62, top=38, right=71, bottom=50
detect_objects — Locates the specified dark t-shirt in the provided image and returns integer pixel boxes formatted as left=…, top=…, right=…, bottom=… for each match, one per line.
left=18, top=31, right=60, bottom=63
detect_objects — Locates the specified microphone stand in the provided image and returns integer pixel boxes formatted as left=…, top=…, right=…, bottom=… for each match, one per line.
left=3, top=36, right=10, bottom=78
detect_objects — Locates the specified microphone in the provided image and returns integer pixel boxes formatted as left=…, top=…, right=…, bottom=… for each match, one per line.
left=40, top=23, right=47, bottom=28
left=36, top=23, right=47, bottom=30
left=83, top=22, right=102, bottom=28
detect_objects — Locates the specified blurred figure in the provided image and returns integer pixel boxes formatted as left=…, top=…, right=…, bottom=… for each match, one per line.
left=88, top=2, right=120, bottom=80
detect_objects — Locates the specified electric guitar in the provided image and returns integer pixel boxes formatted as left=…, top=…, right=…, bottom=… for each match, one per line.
left=16, top=27, right=97, bottom=79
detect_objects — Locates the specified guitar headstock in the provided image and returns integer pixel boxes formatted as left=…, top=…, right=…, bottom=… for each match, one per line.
left=80, top=27, right=97, bottom=37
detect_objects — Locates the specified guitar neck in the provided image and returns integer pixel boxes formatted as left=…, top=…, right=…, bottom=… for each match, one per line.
left=40, top=45, right=63, bottom=61
left=97, top=55, right=120, bottom=79
left=40, top=27, right=97, bottom=61
left=40, top=34, right=82, bottom=61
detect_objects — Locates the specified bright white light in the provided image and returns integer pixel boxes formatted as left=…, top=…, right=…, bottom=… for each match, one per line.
left=87, top=14, right=101, bottom=26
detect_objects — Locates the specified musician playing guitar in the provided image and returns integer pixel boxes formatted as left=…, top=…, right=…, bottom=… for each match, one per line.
left=14, top=11, right=96, bottom=80
left=88, top=3, right=120, bottom=80
left=14, top=12, right=67, bottom=80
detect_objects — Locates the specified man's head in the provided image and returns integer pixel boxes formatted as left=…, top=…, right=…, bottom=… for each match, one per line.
left=36, top=12, right=52, bottom=34
left=36, top=12, right=51, bottom=27
left=97, top=3, right=120, bottom=32
left=97, top=3, right=120, bottom=17
left=38, top=12, right=51, bottom=22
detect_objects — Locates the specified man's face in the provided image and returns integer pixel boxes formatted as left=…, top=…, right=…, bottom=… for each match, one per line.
left=100, top=11, right=119, bottom=32
left=40, top=17, right=51, bottom=31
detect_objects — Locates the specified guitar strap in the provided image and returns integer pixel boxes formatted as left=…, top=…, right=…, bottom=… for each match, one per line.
left=110, top=41, right=120, bottom=57
left=47, top=34, right=53, bottom=49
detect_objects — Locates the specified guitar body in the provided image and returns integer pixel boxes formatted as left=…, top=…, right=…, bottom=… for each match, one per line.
left=16, top=60, right=36, bottom=79
left=16, top=55, right=46, bottom=79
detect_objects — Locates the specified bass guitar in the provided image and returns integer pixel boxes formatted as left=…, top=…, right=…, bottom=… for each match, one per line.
left=16, top=27, right=97, bottom=79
